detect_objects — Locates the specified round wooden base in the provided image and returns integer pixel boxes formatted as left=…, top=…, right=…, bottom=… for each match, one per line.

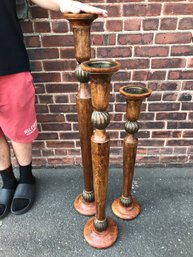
left=112, top=198, right=141, bottom=220
left=84, top=217, right=118, bottom=249
left=74, top=194, right=96, bottom=216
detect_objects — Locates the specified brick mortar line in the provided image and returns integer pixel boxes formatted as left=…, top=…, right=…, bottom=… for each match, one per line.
left=27, top=16, right=193, bottom=23
left=31, top=68, right=193, bottom=72
left=23, top=30, right=193, bottom=35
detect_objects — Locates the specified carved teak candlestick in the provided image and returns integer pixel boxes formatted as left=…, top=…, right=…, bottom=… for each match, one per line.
left=81, top=60, right=120, bottom=249
left=112, top=84, right=152, bottom=220
left=63, top=13, right=98, bottom=216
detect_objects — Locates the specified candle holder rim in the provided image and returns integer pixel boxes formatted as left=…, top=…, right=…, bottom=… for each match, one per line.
left=63, top=12, right=98, bottom=20
left=119, top=84, right=152, bottom=100
left=80, top=59, right=120, bottom=74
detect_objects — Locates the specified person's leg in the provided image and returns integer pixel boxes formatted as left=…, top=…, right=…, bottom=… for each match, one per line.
left=11, top=141, right=35, bottom=213
left=0, top=135, right=11, bottom=170
left=0, top=72, right=38, bottom=217
left=0, top=135, right=17, bottom=217
left=11, top=141, right=32, bottom=166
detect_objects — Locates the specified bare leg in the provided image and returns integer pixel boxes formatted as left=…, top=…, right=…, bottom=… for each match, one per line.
left=11, top=141, right=32, bottom=166
left=0, top=136, right=11, bottom=170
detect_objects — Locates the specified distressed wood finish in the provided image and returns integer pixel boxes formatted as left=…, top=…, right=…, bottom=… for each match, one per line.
left=63, top=13, right=98, bottom=63
left=76, top=84, right=93, bottom=193
left=84, top=217, right=118, bottom=249
left=112, top=84, right=152, bottom=220
left=64, top=13, right=98, bottom=216
left=91, top=130, right=109, bottom=222
left=81, top=59, right=120, bottom=249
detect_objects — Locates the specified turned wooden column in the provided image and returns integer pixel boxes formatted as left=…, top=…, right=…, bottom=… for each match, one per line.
left=63, top=13, right=98, bottom=216
left=81, top=60, right=120, bottom=249
left=112, top=84, right=152, bottom=220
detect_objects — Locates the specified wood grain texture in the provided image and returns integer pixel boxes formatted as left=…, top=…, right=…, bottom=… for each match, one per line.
left=64, top=13, right=98, bottom=215
left=112, top=84, right=152, bottom=220
left=81, top=59, right=120, bottom=248
left=84, top=217, right=118, bottom=249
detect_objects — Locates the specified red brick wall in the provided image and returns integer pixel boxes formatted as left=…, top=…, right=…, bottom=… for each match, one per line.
left=21, top=0, right=193, bottom=167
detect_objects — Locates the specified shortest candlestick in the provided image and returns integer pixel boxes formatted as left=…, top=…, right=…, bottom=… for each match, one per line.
left=112, top=84, right=152, bottom=220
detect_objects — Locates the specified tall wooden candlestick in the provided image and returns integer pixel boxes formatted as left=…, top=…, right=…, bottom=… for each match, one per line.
left=112, top=84, right=152, bottom=220
left=81, top=60, right=120, bottom=249
left=63, top=13, right=98, bottom=216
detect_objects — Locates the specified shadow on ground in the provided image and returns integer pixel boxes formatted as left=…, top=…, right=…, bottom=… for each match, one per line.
left=0, top=167, right=193, bottom=257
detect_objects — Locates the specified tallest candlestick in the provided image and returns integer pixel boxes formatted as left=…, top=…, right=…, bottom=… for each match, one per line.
left=63, top=13, right=98, bottom=216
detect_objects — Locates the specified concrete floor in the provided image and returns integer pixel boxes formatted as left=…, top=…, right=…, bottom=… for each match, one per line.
left=0, top=166, right=193, bottom=257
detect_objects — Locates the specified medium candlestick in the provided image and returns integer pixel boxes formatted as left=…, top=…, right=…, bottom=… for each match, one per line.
left=81, top=59, right=120, bottom=249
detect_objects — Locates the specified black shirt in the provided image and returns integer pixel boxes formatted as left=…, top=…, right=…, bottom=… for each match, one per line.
left=0, top=0, right=30, bottom=76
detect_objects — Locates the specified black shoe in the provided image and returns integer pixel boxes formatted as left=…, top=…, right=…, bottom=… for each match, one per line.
left=0, top=188, right=16, bottom=219
left=11, top=179, right=36, bottom=215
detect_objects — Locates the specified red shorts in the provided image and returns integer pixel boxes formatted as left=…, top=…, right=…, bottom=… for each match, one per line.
left=0, top=72, right=38, bottom=143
